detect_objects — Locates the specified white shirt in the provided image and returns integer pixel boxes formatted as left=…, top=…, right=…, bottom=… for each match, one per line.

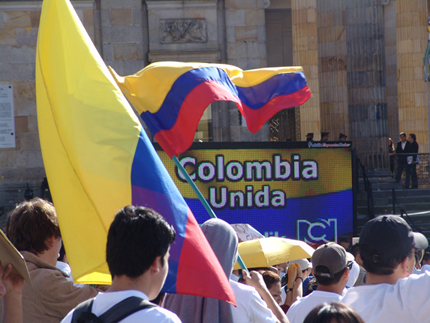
left=287, top=290, right=342, bottom=323
left=341, top=272, right=430, bottom=323
left=230, top=280, right=277, bottom=323
left=230, top=273, right=240, bottom=282
left=401, top=141, right=407, bottom=150
left=413, top=264, right=430, bottom=275
left=61, top=290, right=181, bottom=323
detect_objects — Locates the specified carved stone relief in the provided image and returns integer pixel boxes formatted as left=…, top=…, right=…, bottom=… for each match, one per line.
left=160, top=19, right=207, bottom=43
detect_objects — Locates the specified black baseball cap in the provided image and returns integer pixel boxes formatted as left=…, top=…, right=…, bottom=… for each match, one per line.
left=359, top=215, right=421, bottom=263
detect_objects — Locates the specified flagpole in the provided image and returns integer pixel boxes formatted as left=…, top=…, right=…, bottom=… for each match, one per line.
left=172, top=156, right=248, bottom=273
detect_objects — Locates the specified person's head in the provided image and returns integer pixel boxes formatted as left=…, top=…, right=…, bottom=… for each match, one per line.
left=412, top=232, right=428, bottom=268
left=321, top=132, right=329, bottom=141
left=289, top=258, right=312, bottom=279
left=338, top=236, right=351, bottom=250
left=422, top=252, right=430, bottom=266
left=306, top=133, right=314, bottom=141
left=262, top=271, right=282, bottom=304
left=400, top=132, right=406, bottom=142
left=274, top=262, right=288, bottom=272
left=303, top=302, right=365, bottom=323
left=6, top=198, right=61, bottom=257
left=106, top=206, right=175, bottom=292
left=312, top=243, right=353, bottom=287
left=408, top=133, right=416, bottom=142
left=359, top=215, right=420, bottom=277
left=388, top=138, right=393, bottom=146
left=339, top=133, right=347, bottom=141
left=350, top=244, right=362, bottom=266
left=201, top=218, right=238, bottom=277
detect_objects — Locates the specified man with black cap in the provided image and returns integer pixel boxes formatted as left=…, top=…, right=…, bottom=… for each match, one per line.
left=339, top=133, right=347, bottom=141
left=341, top=215, right=430, bottom=323
left=306, top=133, right=314, bottom=142
left=321, top=132, right=329, bottom=141
left=287, top=243, right=353, bottom=323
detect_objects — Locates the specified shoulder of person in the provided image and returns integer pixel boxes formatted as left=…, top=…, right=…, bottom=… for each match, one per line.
left=33, top=268, right=97, bottom=308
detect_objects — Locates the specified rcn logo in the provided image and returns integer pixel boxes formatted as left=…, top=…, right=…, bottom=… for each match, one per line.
left=296, top=219, right=338, bottom=243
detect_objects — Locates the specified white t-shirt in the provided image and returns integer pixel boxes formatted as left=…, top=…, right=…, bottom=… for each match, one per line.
left=61, top=290, right=181, bottom=323
left=341, top=272, right=430, bottom=323
left=413, top=264, right=430, bottom=275
left=287, top=290, right=342, bottom=323
left=230, top=280, right=277, bottom=323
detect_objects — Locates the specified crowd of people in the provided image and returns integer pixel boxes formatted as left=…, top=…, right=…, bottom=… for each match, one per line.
left=1, top=198, right=430, bottom=323
left=305, top=132, right=348, bottom=142
left=389, top=132, right=419, bottom=188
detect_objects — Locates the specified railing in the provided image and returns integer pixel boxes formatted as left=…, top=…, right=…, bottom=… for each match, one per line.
left=392, top=153, right=430, bottom=187
left=357, top=157, right=374, bottom=218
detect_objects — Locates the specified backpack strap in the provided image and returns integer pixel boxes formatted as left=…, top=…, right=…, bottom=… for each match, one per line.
left=99, top=296, right=157, bottom=323
left=71, top=298, right=102, bottom=323
left=71, top=296, right=157, bottom=323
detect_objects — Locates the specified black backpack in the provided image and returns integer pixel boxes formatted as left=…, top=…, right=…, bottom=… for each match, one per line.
left=71, top=296, right=157, bottom=323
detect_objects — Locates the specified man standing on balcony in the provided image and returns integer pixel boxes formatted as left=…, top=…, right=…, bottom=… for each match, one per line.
left=405, top=133, right=419, bottom=189
left=395, top=132, right=410, bottom=185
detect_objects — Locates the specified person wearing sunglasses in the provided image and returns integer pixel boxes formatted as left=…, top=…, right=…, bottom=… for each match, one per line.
left=286, top=243, right=354, bottom=323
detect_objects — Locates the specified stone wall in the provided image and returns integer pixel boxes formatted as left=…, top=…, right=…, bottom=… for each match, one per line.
left=0, top=1, right=96, bottom=209
left=224, top=0, right=269, bottom=141
left=291, top=0, right=321, bottom=140
left=384, top=0, right=399, bottom=142
left=100, top=0, right=147, bottom=75
left=0, top=0, right=273, bottom=209
left=396, top=0, right=429, bottom=153
left=317, top=0, right=349, bottom=142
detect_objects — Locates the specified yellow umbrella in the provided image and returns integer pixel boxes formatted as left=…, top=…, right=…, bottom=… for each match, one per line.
left=233, top=237, right=315, bottom=270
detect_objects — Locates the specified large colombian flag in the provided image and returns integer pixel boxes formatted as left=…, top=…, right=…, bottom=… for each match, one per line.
left=35, top=0, right=235, bottom=304
left=109, top=63, right=311, bottom=158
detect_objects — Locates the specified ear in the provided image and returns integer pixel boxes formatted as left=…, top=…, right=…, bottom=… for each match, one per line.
left=355, top=253, right=363, bottom=266
left=400, top=256, right=410, bottom=274
left=46, top=235, right=56, bottom=248
left=343, top=267, right=350, bottom=280
left=150, top=256, right=162, bottom=274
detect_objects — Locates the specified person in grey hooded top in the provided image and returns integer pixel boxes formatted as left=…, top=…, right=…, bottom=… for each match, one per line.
left=163, top=218, right=288, bottom=323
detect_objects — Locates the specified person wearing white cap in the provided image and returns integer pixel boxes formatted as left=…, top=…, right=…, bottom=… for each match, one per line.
left=286, top=243, right=353, bottom=323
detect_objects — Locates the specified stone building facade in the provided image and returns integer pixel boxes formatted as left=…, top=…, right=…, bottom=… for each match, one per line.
left=0, top=0, right=429, bottom=209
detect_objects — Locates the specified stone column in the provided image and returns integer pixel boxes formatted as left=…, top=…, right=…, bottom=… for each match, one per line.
left=291, top=0, right=321, bottom=140
left=224, top=0, right=269, bottom=141
left=384, top=0, right=399, bottom=141
left=345, top=0, right=388, bottom=169
left=317, top=0, right=349, bottom=141
left=396, top=0, right=428, bottom=153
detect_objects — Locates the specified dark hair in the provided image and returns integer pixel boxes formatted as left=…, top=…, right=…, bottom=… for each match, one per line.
left=422, top=251, right=430, bottom=264
left=304, top=302, right=365, bottom=323
left=314, top=266, right=346, bottom=286
left=409, top=133, right=416, bottom=141
left=350, top=244, right=360, bottom=258
left=359, top=244, right=413, bottom=275
left=6, top=198, right=60, bottom=254
left=400, top=132, right=406, bottom=137
left=262, top=271, right=281, bottom=290
left=106, top=206, right=175, bottom=278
